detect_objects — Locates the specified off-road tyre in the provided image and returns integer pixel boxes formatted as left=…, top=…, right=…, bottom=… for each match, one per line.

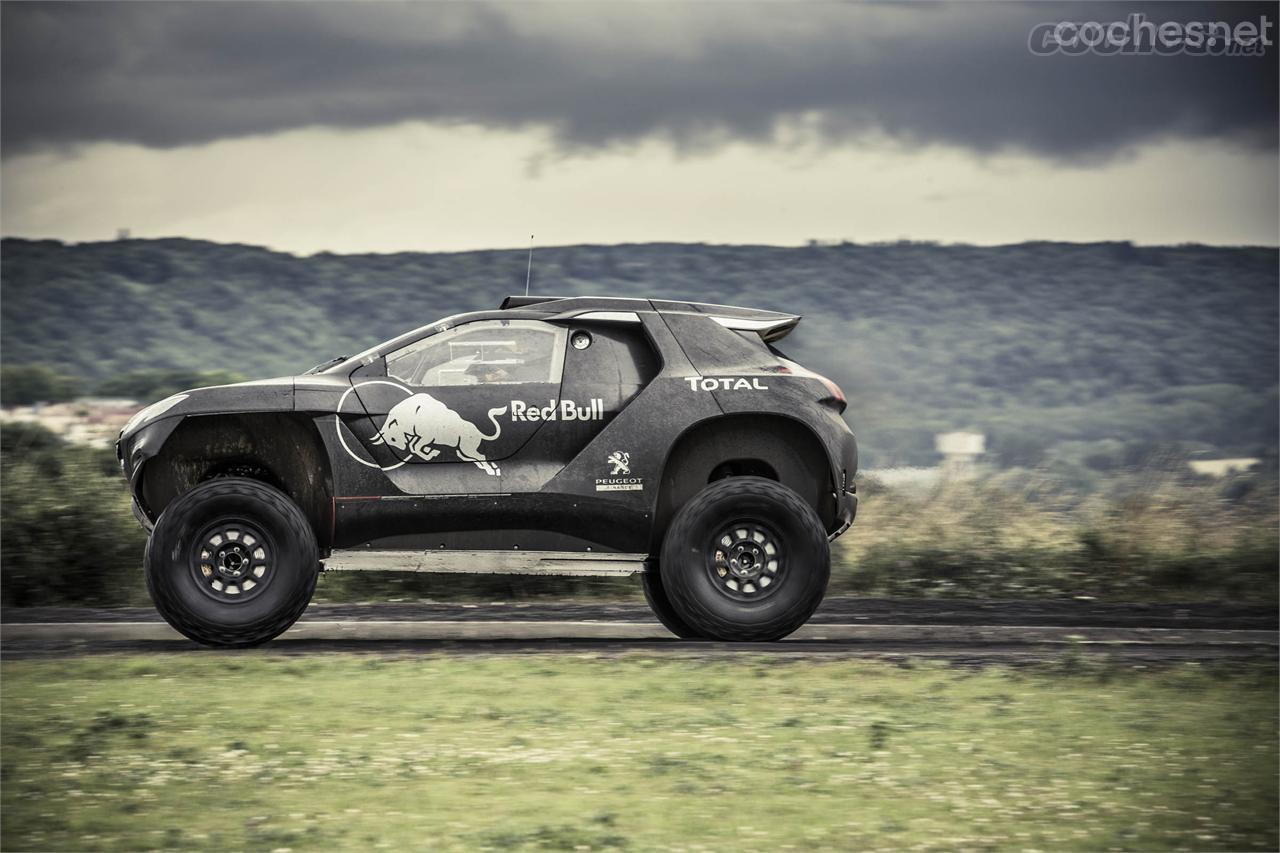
left=641, top=568, right=703, bottom=639
left=661, top=476, right=828, bottom=642
left=145, top=477, right=319, bottom=647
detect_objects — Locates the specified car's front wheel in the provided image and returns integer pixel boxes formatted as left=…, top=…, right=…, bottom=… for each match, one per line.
left=145, top=477, right=319, bottom=647
left=660, top=476, right=829, bottom=642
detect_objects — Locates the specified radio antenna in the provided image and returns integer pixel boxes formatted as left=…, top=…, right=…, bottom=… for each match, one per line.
left=524, top=234, right=534, bottom=296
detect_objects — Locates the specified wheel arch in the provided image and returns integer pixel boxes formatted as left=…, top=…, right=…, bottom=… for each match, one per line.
left=651, top=413, right=837, bottom=552
left=138, top=413, right=334, bottom=551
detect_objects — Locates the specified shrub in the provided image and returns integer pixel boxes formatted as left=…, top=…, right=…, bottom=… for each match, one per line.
left=835, top=469, right=1278, bottom=603
left=0, top=451, right=147, bottom=606
left=0, top=364, right=80, bottom=407
left=0, top=420, right=66, bottom=456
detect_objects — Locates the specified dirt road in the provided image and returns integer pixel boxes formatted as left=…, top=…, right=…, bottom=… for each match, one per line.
left=3, top=597, right=1274, bottom=663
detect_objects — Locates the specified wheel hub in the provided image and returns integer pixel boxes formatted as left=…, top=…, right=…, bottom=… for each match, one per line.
left=190, top=520, right=273, bottom=602
left=216, top=545, right=249, bottom=578
left=728, top=544, right=764, bottom=579
left=710, top=522, right=782, bottom=599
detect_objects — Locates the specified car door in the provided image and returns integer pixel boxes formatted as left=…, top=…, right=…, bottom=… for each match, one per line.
left=349, top=319, right=566, bottom=495
left=490, top=320, right=662, bottom=490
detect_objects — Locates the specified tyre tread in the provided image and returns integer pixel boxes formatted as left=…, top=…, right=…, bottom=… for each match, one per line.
left=641, top=569, right=703, bottom=639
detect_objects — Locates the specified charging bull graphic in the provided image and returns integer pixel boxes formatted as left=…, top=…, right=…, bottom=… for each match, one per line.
left=369, top=393, right=507, bottom=476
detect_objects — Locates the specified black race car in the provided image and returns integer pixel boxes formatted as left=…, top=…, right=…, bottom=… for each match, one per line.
left=118, top=296, right=858, bottom=646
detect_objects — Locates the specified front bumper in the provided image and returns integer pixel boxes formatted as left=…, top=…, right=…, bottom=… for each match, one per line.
left=131, top=495, right=155, bottom=533
left=118, top=433, right=152, bottom=531
left=116, top=415, right=186, bottom=534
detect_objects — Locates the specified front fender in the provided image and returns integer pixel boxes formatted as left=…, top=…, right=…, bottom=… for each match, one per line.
left=116, top=376, right=300, bottom=512
left=117, top=414, right=185, bottom=530
left=119, top=415, right=184, bottom=491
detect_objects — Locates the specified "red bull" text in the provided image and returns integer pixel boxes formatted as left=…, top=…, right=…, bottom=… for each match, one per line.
left=509, top=398, right=605, bottom=422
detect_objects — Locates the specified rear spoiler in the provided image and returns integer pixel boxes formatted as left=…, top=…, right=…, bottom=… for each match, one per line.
left=652, top=299, right=800, bottom=343
left=710, top=313, right=800, bottom=343
left=500, top=294, right=800, bottom=342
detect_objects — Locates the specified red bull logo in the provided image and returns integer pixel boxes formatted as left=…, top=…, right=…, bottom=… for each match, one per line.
left=509, top=398, right=604, bottom=422
left=335, top=382, right=607, bottom=475
left=370, top=393, right=506, bottom=476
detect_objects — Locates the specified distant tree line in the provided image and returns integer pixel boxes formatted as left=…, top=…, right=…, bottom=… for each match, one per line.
left=2, top=237, right=1275, bottom=465
left=0, top=365, right=244, bottom=407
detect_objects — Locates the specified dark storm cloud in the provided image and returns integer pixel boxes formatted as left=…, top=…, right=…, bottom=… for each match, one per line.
left=2, top=1, right=1275, bottom=159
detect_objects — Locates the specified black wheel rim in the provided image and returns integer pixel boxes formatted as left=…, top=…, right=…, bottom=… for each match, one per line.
left=706, top=519, right=784, bottom=601
left=188, top=517, right=275, bottom=603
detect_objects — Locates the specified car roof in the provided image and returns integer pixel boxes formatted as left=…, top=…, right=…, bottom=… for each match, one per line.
left=319, top=296, right=802, bottom=375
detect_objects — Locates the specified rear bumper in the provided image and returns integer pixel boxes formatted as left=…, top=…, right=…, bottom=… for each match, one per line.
left=829, top=488, right=857, bottom=541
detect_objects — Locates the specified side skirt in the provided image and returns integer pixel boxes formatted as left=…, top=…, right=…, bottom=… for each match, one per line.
left=323, top=549, right=649, bottom=577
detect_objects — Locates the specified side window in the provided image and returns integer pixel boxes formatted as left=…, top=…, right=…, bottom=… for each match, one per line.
left=386, top=321, right=566, bottom=387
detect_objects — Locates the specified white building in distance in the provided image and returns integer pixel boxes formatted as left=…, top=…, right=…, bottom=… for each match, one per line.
left=935, top=431, right=986, bottom=470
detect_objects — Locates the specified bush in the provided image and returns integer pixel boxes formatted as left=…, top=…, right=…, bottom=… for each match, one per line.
left=836, top=469, right=1278, bottom=603
left=0, top=420, right=67, bottom=456
left=0, top=431, right=147, bottom=606
left=0, top=364, right=80, bottom=407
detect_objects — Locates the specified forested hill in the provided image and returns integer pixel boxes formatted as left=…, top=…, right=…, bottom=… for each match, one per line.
left=2, top=237, right=1276, bottom=467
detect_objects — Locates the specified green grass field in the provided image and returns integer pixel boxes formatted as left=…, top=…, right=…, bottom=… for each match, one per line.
left=2, top=655, right=1276, bottom=851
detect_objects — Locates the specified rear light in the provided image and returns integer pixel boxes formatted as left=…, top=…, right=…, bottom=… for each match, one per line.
left=776, top=357, right=847, bottom=413
left=817, top=374, right=847, bottom=412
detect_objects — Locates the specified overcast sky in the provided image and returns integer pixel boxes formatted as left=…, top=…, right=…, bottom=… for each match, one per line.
left=2, top=1, right=1276, bottom=253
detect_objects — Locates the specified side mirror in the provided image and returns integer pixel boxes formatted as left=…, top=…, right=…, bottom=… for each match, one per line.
left=351, top=356, right=387, bottom=379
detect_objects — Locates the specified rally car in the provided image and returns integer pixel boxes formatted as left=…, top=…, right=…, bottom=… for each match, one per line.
left=118, top=296, right=858, bottom=646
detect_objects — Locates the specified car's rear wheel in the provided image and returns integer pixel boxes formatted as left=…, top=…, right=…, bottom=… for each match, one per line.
left=660, top=476, right=828, bottom=641
left=145, top=477, right=318, bottom=647
left=641, top=568, right=703, bottom=639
